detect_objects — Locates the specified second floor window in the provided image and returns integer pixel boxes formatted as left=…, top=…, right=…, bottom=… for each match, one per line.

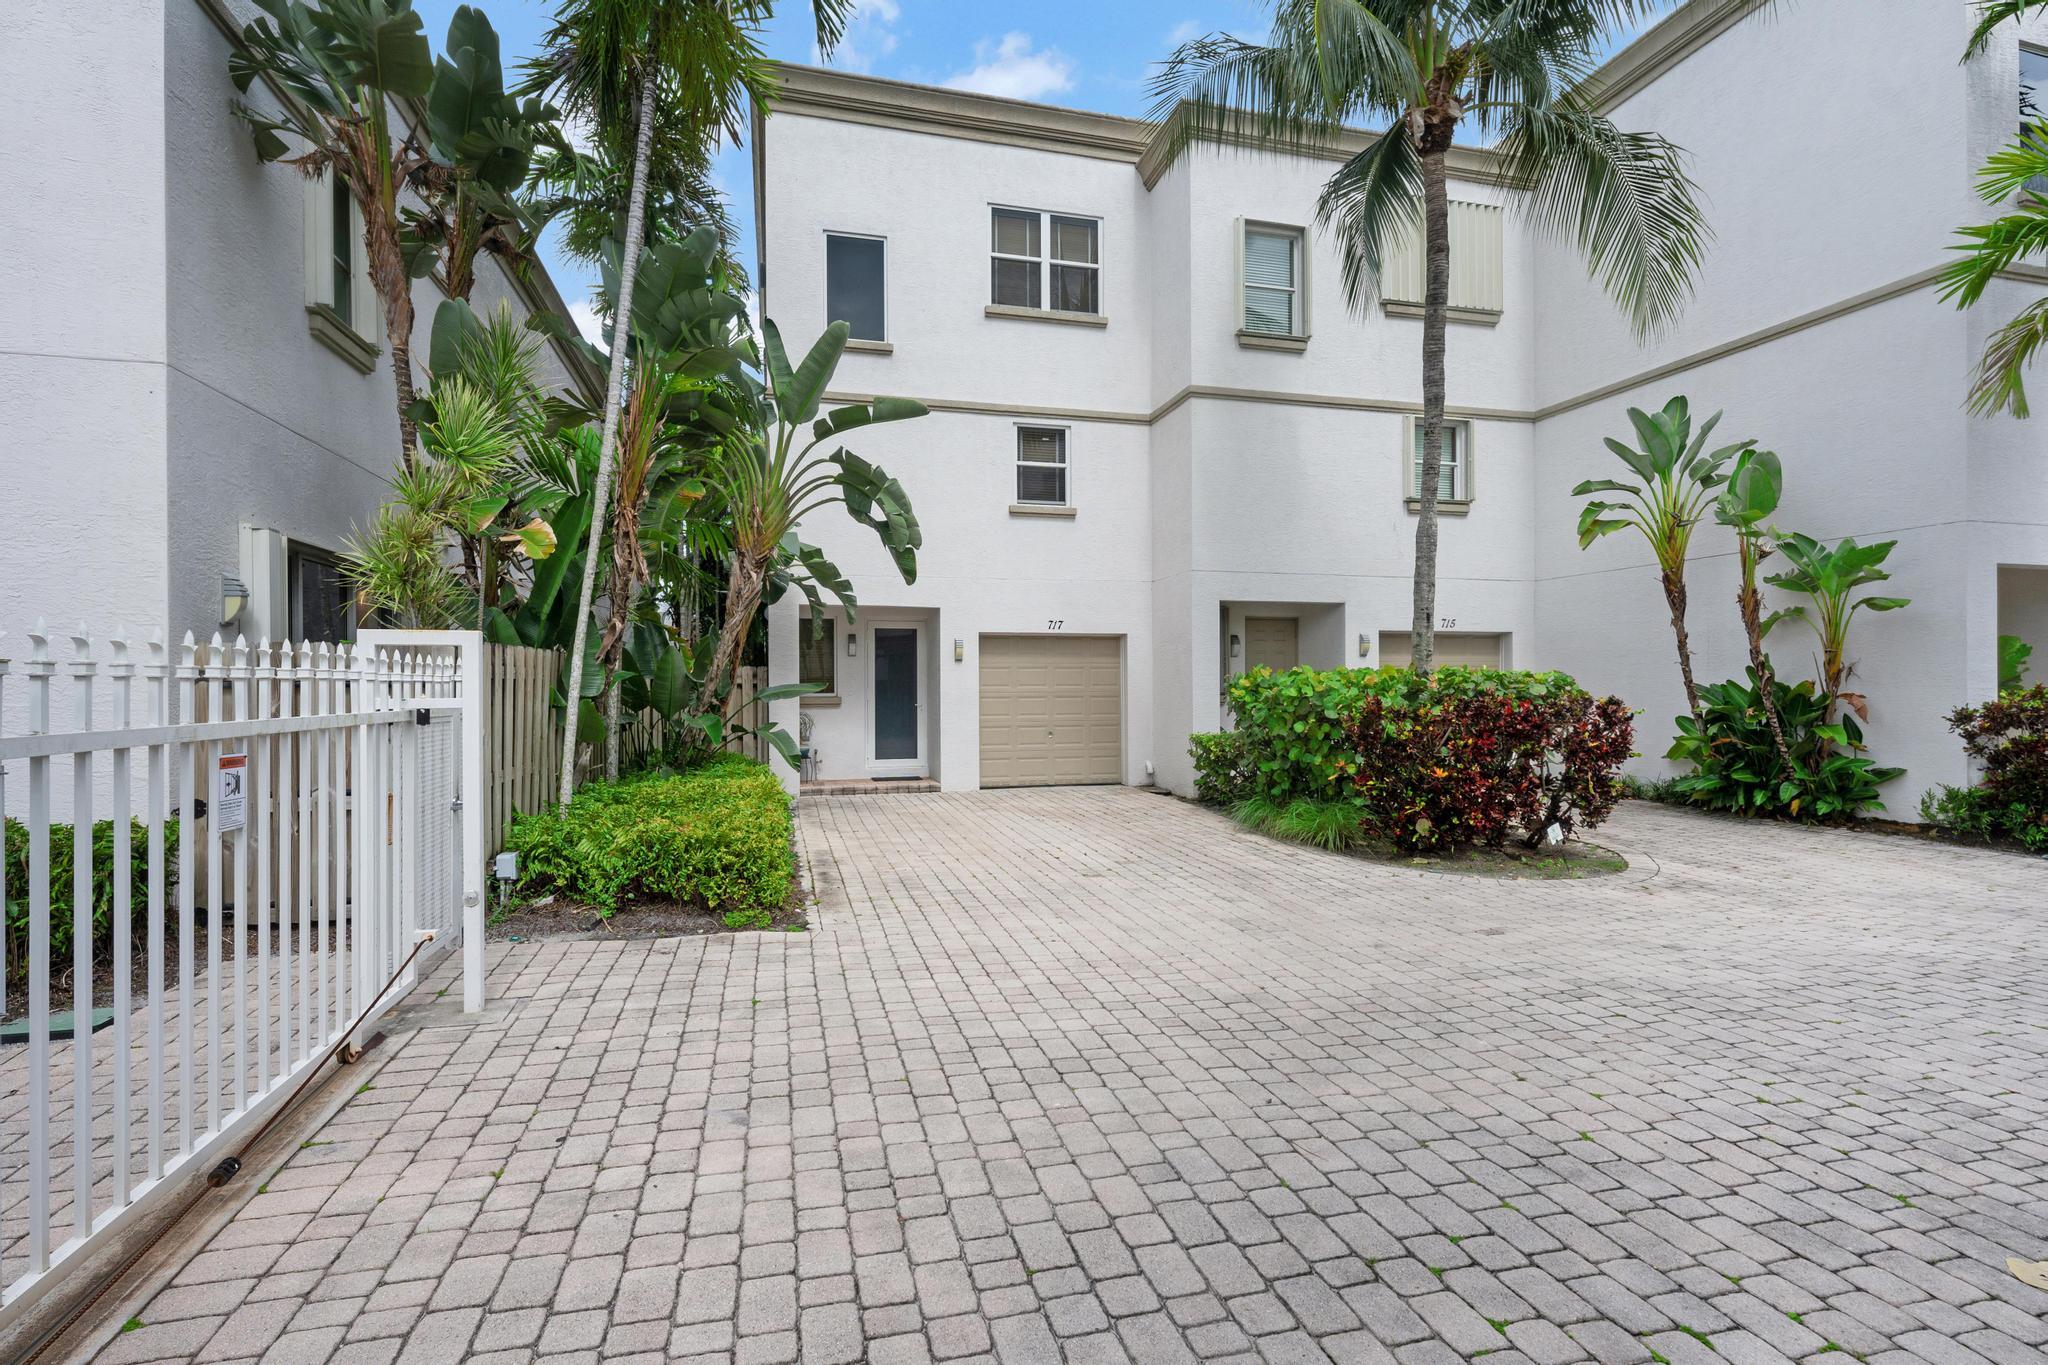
left=1242, top=225, right=1302, bottom=336
left=1016, top=426, right=1069, bottom=505
left=992, top=208, right=1099, bottom=314
left=825, top=233, right=885, bottom=341
left=1411, top=422, right=1467, bottom=503
left=330, top=178, right=354, bottom=329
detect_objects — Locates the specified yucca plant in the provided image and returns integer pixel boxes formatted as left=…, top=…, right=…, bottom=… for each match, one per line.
left=1764, top=533, right=1911, bottom=737
left=1573, top=397, right=1750, bottom=721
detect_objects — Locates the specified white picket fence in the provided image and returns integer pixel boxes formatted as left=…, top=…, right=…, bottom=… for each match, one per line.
left=0, top=627, right=479, bottom=1325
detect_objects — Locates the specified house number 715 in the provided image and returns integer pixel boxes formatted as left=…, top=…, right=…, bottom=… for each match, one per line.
left=1439, top=617, right=1457, bottom=629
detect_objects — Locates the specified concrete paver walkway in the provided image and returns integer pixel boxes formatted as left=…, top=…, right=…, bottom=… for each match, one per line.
left=95, top=790, right=2048, bottom=1364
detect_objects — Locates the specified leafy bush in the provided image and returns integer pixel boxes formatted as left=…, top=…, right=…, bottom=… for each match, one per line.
left=1923, top=684, right=2048, bottom=851
left=1220, top=666, right=1633, bottom=854
left=1189, top=730, right=1259, bottom=805
left=1666, top=672, right=1901, bottom=819
left=4, top=817, right=180, bottom=985
left=507, top=755, right=792, bottom=916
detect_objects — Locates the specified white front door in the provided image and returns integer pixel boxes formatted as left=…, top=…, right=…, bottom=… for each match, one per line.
left=867, top=622, right=927, bottom=777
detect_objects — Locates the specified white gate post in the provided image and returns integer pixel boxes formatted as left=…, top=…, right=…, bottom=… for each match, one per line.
left=456, top=636, right=486, bottom=1012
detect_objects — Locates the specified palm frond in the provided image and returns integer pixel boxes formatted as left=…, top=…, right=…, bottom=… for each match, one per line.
left=1498, top=98, right=1709, bottom=338
left=1967, top=0, right=2045, bottom=60
left=1315, top=129, right=1424, bottom=311
left=1968, top=295, right=2048, bottom=416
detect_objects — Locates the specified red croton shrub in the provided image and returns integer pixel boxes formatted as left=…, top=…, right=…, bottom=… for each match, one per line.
left=1946, top=684, right=2048, bottom=838
left=1342, top=688, right=1634, bottom=854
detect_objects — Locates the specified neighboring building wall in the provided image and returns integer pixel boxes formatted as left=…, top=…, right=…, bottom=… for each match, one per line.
left=1530, top=0, right=2043, bottom=812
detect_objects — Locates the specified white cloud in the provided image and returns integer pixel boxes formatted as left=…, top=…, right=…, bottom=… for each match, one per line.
left=943, top=33, right=1075, bottom=101
left=1166, top=19, right=1205, bottom=46
left=567, top=298, right=604, bottom=344
left=827, top=0, right=901, bottom=73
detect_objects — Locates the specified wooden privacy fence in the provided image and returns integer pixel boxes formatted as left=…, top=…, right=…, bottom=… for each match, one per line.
left=0, top=628, right=474, bottom=1326
left=476, top=645, right=770, bottom=853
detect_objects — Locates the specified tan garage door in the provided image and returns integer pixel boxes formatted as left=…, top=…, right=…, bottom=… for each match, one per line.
left=1378, top=632, right=1506, bottom=669
left=979, top=635, right=1123, bottom=787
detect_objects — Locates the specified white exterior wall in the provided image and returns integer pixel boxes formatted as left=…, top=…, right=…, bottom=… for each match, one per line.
left=766, top=0, right=2048, bottom=806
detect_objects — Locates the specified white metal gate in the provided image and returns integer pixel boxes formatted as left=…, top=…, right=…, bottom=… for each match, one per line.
left=0, top=626, right=479, bottom=1324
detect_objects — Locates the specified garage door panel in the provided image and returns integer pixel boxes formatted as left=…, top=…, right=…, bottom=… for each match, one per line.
left=980, top=635, right=1123, bottom=787
left=1378, top=632, right=1505, bottom=669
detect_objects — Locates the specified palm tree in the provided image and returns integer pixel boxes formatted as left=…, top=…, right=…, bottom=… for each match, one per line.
left=1150, top=0, right=1725, bottom=672
left=526, top=0, right=850, bottom=804
left=1943, top=0, right=2048, bottom=415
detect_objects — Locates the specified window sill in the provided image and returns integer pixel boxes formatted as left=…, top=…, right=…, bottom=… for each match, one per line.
left=800, top=693, right=842, bottom=707
left=844, top=338, right=894, bottom=355
left=1381, top=301, right=1502, bottom=328
left=306, top=304, right=380, bottom=374
left=1405, top=497, right=1473, bottom=516
left=1236, top=330, right=1308, bottom=353
left=985, top=304, right=1108, bottom=328
left=1010, top=503, right=1077, bottom=518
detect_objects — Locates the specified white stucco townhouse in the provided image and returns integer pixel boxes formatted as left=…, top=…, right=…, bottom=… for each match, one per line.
left=753, top=0, right=2048, bottom=812
left=0, top=0, right=597, bottom=674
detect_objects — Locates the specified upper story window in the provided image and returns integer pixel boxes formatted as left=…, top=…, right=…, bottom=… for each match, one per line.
left=825, top=233, right=886, bottom=342
left=1016, top=426, right=1069, bottom=506
left=1407, top=420, right=1470, bottom=507
left=1241, top=222, right=1305, bottom=339
left=991, top=208, right=1099, bottom=315
left=1381, top=200, right=1505, bottom=326
left=304, top=170, right=379, bottom=372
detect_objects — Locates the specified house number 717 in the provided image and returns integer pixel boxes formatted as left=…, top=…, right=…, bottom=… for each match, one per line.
left=1047, top=620, right=1064, bottom=630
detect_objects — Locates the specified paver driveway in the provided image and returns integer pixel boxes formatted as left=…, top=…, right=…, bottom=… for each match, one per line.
left=97, top=789, right=2048, bottom=1365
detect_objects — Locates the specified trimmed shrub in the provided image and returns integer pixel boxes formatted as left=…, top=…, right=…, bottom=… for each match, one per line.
left=507, top=755, right=792, bottom=916
left=1923, top=684, right=2048, bottom=851
left=1221, top=665, right=1633, bottom=854
left=1189, top=730, right=1258, bottom=805
left=1666, top=672, right=1901, bottom=819
left=4, top=817, right=180, bottom=986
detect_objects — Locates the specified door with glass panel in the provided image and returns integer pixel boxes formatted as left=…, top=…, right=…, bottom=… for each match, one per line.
left=868, top=623, right=926, bottom=777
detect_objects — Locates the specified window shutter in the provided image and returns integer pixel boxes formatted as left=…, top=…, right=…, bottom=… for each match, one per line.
left=1382, top=201, right=1502, bottom=313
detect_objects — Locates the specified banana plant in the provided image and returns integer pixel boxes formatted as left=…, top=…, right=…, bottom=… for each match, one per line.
left=1764, top=533, right=1911, bottom=736
left=618, top=628, right=819, bottom=772
left=689, top=320, right=926, bottom=718
left=1573, top=397, right=1750, bottom=721
left=403, top=5, right=563, bottom=300
left=1714, top=447, right=1792, bottom=769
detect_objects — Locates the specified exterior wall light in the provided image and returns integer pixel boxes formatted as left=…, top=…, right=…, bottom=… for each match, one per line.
left=953, top=638, right=964, bottom=662
left=845, top=632, right=857, bottom=658
left=1358, top=633, right=1370, bottom=659
left=221, top=575, right=249, bottom=627
left=1229, top=633, right=1240, bottom=659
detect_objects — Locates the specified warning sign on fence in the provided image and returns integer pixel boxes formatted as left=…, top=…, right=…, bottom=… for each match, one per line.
left=215, top=753, right=247, bottom=832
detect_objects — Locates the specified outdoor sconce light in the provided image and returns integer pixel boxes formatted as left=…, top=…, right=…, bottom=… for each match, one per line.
left=845, top=632, right=858, bottom=658
left=220, top=575, right=249, bottom=628
left=1229, top=633, right=1241, bottom=659
left=954, top=638, right=964, bottom=662
left=1358, top=633, right=1371, bottom=659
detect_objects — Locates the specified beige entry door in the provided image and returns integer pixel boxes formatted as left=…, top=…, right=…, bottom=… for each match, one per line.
left=1244, top=617, right=1300, bottom=673
left=1379, top=632, right=1506, bottom=668
left=978, top=635, right=1123, bottom=787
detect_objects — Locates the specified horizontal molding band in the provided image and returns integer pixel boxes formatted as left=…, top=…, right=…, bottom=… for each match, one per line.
left=822, top=262, right=2009, bottom=431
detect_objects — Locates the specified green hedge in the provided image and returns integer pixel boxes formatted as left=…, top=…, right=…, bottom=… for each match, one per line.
left=1193, top=664, right=1633, bottom=853
left=4, top=817, right=180, bottom=985
left=506, top=755, right=793, bottom=916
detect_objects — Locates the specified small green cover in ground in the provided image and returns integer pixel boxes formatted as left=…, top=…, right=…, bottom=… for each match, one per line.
left=507, top=755, right=792, bottom=915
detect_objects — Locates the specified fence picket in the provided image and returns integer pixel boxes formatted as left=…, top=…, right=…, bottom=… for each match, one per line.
left=68, top=627, right=95, bottom=1245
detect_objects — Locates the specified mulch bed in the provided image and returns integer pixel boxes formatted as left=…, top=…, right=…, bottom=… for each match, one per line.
left=486, top=897, right=809, bottom=942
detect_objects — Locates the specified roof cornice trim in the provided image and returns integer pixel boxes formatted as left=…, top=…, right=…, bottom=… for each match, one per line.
left=1582, top=0, right=1771, bottom=113
left=766, top=64, right=1516, bottom=189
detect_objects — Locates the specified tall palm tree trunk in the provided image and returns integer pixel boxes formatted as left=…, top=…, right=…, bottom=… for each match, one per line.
left=556, top=81, right=656, bottom=804
left=1410, top=145, right=1452, bottom=674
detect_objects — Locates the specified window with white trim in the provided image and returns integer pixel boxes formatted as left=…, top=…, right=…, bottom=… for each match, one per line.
left=825, top=233, right=885, bottom=341
left=1410, top=421, right=1469, bottom=503
left=799, top=618, right=837, bottom=692
left=1016, top=426, right=1069, bottom=505
left=991, top=208, right=1099, bottom=314
left=304, top=169, right=379, bottom=367
left=1241, top=224, right=1303, bottom=336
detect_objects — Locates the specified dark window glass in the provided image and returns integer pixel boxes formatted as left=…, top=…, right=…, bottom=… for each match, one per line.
left=825, top=235, right=885, bottom=341
left=290, top=550, right=354, bottom=643
left=1017, top=427, right=1068, bottom=504
left=992, top=257, right=1040, bottom=308
left=799, top=618, right=836, bottom=691
left=330, top=178, right=353, bottom=327
left=1051, top=264, right=1097, bottom=313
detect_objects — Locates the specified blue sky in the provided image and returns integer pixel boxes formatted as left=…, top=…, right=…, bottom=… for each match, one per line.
left=412, top=0, right=1676, bottom=336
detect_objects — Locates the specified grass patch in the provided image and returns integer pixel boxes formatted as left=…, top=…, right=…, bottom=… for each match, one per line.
left=1226, top=797, right=1626, bottom=879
